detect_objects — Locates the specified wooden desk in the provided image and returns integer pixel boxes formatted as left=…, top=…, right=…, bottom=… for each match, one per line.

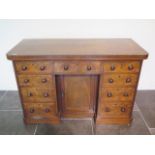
left=7, top=39, right=148, bottom=125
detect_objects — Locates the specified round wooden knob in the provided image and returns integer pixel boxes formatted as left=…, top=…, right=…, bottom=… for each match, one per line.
left=87, top=66, right=92, bottom=71
left=45, top=108, right=50, bottom=113
left=40, top=66, right=46, bottom=71
left=30, top=108, right=34, bottom=113
left=128, top=64, right=134, bottom=70
left=64, top=65, right=69, bottom=70
left=105, top=107, right=110, bottom=112
left=108, top=78, right=114, bottom=83
left=27, top=92, right=33, bottom=97
left=110, top=65, right=115, bottom=71
left=121, top=107, right=126, bottom=112
left=126, top=78, right=131, bottom=83
left=21, top=66, right=27, bottom=71
left=107, top=92, right=112, bottom=97
left=123, top=92, right=129, bottom=97
left=43, top=92, right=49, bottom=97
left=41, top=78, right=47, bottom=83
left=24, top=79, right=29, bottom=83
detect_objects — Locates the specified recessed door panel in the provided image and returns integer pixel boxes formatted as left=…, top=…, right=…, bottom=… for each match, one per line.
left=57, top=75, right=98, bottom=118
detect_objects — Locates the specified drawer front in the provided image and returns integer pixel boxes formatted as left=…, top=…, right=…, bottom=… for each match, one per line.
left=103, top=61, right=141, bottom=73
left=98, top=104, right=132, bottom=117
left=54, top=61, right=101, bottom=74
left=21, top=88, right=56, bottom=102
left=101, top=74, right=138, bottom=87
left=23, top=103, right=57, bottom=118
left=15, top=61, right=53, bottom=74
left=98, top=101, right=133, bottom=106
left=18, top=75, right=54, bottom=87
left=100, top=88, right=135, bottom=102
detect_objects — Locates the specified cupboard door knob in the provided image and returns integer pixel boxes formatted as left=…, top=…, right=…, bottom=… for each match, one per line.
left=45, top=108, right=50, bottom=113
left=121, top=107, right=126, bottom=112
left=27, top=92, right=33, bottom=97
left=43, top=92, right=49, bottom=97
left=107, top=92, right=112, bottom=97
left=41, top=78, right=47, bottom=83
left=126, top=78, right=131, bottom=83
left=64, top=65, right=69, bottom=70
left=110, top=65, right=115, bottom=71
left=21, top=66, right=27, bottom=71
left=108, top=78, right=114, bottom=83
left=24, top=79, right=29, bottom=83
left=40, top=66, right=46, bottom=71
left=87, top=66, right=92, bottom=71
left=128, top=64, right=134, bottom=70
left=123, top=92, right=129, bottom=97
left=105, top=107, right=110, bottom=112
left=30, top=108, right=35, bottom=113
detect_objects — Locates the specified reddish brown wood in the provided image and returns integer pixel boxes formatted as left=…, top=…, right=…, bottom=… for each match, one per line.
left=18, top=75, right=54, bottom=87
left=15, top=61, right=54, bottom=74
left=58, top=75, right=98, bottom=118
left=7, top=39, right=148, bottom=60
left=100, top=74, right=138, bottom=87
left=102, top=61, right=141, bottom=73
left=54, top=61, right=101, bottom=74
left=7, top=39, right=148, bottom=125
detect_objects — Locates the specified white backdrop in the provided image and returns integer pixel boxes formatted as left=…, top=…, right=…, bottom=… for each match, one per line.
left=0, top=19, right=154, bottom=90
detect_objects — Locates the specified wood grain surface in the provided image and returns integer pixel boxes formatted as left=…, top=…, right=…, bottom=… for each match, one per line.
left=7, top=39, right=148, bottom=60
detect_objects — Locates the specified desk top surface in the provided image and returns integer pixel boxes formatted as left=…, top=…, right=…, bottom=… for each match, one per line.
left=7, top=39, right=148, bottom=60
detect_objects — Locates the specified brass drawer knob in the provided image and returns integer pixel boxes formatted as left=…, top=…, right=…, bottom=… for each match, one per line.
left=105, top=107, right=110, bottom=112
left=43, top=92, right=49, bottom=97
left=40, top=66, right=46, bottom=71
left=27, top=92, right=33, bottom=97
left=30, top=108, right=35, bottom=113
left=21, top=66, right=27, bottom=71
left=126, top=78, right=131, bottom=83
left=123, top=92, right=129, bottom=97
left=41, top=78, right=47, bottom=83
left=110, top=65, right=115, bottom=71
left=120, top=107, right=126, bottom=112
left=64, top=65, right=69, bottom=70
left=87, top=66, right=92, bottom=71
left=107, top=92, right=112, bottom=97
left=128, top=64, right=134, bottom=70
left=108, top=78, right=114, bottom=83
left=24, top=79, right=29, bottom=83
left=45, top=108, right=50, bottom=113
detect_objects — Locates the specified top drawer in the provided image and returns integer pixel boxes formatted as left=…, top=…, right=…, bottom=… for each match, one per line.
left=15, top=61, right=53, bottom=74
left=54, top=61, right=101, bottom=74
left=103, top=61, right=141, bottom=73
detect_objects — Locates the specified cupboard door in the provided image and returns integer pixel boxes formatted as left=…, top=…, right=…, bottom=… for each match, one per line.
left=57, top=75, right=98, bottom=118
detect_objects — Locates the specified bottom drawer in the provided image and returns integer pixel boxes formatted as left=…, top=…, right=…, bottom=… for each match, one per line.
left=98, top=104, right=132, bottom=118
left=23, top=103, right=58, bottom=119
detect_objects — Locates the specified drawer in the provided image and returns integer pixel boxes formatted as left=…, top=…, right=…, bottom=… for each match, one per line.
left=101, top=74, right=138, bottom=87
left=21, top=88, right=56, bottom=102
left=100, top=88, right=135, bottom=102
left=98, top=101, right=133, bottom=106
left=54, top=61, right=101, bottom=74
left=98, top=104, right=132, bottom=117
left=18, top=75, right=54, bottom=87
left=103, top=61, right=141, bottom=73
left=15, top=61, right=53, bottom=74
left=23, top=103, right=57, bottom=118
